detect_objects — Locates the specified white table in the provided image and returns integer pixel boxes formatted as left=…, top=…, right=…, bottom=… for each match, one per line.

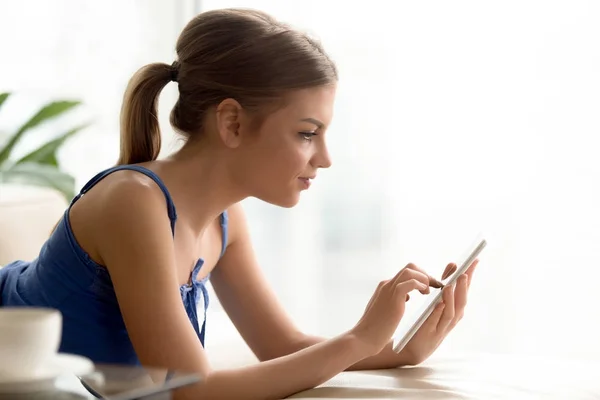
left=24, top=351, right=598, bottom=399
left=285, top=353, right=599, bottom=399
left=207, top=341, right=600, bottom=399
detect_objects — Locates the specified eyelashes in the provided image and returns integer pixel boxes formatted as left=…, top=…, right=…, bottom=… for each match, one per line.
left=299, top=131, right=317, bottom=141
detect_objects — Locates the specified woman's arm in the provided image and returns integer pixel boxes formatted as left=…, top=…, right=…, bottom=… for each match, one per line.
left=210, top=203, right=450, bottom=371
left=90, top=180, right=389, bottom=400
left=287, top=336, right=414, bottom=370
left=210, top=203, right=309, bottom=361
left=201, top=332, right=369, bottom=399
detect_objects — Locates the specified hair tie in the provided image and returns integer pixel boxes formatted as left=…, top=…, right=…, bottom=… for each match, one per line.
left=170, top=61, right=179, bottom=82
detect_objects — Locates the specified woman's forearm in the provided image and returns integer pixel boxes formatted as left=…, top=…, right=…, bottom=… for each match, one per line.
left=287, top=335, right=411, bottom=371
left=182, top=331, right=371, bottom=400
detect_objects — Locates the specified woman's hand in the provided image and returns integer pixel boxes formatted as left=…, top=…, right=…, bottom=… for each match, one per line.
left=350, top=264, right=445, bottom=356
left=397, top=260, right=479, bottom=366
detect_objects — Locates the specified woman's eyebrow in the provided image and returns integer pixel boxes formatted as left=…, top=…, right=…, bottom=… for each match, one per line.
left=300, top=117, right=324, bottom=129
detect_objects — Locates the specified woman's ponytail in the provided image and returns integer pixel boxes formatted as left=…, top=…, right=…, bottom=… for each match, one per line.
left=117, top=63, right=173, bottom=165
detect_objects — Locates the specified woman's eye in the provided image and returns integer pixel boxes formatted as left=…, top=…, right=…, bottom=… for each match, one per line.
left=299, top=131, right=317, bottom=141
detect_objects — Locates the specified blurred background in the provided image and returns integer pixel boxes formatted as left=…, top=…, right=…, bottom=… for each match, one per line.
left=1, top=0, right=599, bottom=362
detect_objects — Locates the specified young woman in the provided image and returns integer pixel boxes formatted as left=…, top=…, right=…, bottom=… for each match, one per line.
left=0, top=8, right=476, bottom=400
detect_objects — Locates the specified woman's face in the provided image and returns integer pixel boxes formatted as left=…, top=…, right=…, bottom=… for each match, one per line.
left=231, top=85, right=336, bottom=207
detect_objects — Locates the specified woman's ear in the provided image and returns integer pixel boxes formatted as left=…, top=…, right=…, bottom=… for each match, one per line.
left=215, top=98, right=243, bottom=148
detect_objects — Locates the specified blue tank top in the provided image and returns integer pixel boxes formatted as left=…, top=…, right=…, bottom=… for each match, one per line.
left=0, top=165, right=228, bottom=365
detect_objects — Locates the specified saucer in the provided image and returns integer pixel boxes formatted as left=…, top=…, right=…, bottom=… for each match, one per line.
left=0, top=353, right=94, bottom=394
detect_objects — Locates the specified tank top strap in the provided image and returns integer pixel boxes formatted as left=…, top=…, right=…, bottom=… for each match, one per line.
left=70, top=165, right=177, bottom=236
left=219, top=210, right=229, bottom=257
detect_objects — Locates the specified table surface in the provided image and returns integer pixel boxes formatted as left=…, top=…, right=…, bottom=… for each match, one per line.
left=3, top=352, right=599, bottom=399
left=289, top=352, right=600, bottom=400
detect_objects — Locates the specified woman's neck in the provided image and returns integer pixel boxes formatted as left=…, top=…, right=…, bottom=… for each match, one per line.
left=145, top=143, right=245, bottom=234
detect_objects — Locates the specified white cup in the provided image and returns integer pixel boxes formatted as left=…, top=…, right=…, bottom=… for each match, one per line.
left=0, top=308, right=62, bottom=380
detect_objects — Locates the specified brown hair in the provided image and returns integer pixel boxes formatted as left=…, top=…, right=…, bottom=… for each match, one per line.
left=117, top=8, right=337, bottom=165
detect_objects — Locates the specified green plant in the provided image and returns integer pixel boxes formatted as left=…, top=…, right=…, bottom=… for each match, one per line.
left=0, top=92, right=89, bottom=201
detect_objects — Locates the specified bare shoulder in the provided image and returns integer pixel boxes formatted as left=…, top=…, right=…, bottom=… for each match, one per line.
left=94, top=172, right=173, bottom=251
left=88, top=169, right=167, bottom=210
left=69, top=169, right=172, bottom=265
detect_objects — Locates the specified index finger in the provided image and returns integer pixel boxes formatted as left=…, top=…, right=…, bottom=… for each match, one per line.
left=404, top=263, right=444, bottom=288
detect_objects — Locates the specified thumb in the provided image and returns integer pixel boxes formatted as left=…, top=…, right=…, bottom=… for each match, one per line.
left=441, top=262, right=458, bottom=280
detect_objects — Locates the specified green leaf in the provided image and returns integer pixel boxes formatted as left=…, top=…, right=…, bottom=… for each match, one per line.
left=0, top=93, right=9, bottom=111
left=15, top=123, right=89, bottom=166
left=0, top=162, right=76, bottom=201
left=0, top=100, right=81, bottom=163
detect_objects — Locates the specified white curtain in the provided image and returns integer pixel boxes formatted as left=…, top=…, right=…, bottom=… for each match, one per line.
left=1, top=0, right=599, bottom=361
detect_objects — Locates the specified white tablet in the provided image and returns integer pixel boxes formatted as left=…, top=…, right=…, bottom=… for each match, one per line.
left=392, top=236, right=487, bottom=354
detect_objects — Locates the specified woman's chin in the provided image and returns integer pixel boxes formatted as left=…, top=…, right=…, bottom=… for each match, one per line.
left=255, top=192, right=301, bottom=208
left=273, top=195, right=301, bottom=209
